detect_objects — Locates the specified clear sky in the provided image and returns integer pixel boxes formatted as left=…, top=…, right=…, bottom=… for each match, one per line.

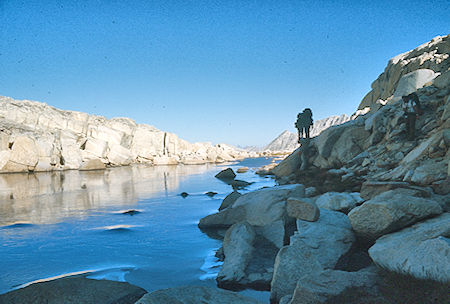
left=0, top=1, right=449, bottom=147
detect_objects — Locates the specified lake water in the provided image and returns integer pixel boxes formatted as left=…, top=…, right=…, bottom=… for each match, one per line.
left=0, top=157, right=276, bottom=301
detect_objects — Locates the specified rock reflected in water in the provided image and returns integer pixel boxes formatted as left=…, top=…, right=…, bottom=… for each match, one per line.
left=0, top=164, right=215, bottom=226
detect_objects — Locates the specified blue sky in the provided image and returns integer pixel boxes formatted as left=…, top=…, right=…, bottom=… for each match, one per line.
left=0, top=1, right=449, bottom=146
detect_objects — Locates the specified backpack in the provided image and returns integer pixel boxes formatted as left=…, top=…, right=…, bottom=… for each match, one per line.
left=409, top=93, right=424, bottom=115
left=295, top=113, right=304, bottom=129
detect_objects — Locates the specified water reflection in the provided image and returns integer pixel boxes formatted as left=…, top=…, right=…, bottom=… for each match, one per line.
left=0, top=164, right=216, bottom=226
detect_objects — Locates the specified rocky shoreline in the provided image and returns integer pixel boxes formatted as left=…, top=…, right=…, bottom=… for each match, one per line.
left=1, top=35, right=449, bottom=303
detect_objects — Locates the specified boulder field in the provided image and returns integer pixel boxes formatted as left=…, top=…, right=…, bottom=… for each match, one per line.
left=0, top=96, right=259, bottom=173
left=198, top=35, right=450, bottom=304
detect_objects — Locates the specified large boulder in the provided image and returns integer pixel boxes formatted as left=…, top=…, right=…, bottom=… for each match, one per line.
left=270, top=209, right=355, bottom=303
left=348, top=189, right=443, bottom=239
left=135, top=286, right=262, bottom=304
left=288, top=267, right=379, bottom=304
left=315, top=192, right=363, bottom=213
left=0, top=276, right=147, bottom=304
left=217, top=222, right=256, bottom=285
left=215, top=168, right=236, bottom=180
left=369, top=213, right=450, bottom=282
left=271, top=147, right=301, bottom=177
left=393, top=69, right=438, bottom=98
left=199, top=184, right=305, bottom=248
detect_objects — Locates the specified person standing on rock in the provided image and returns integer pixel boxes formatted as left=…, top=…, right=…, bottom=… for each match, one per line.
left=295, top=108, right=314, bottom=142
left=402, top=94, right=420, bottom=140
left=302, top=108, right=313, bottom=139
left=295, top=112, right=305, bottom=143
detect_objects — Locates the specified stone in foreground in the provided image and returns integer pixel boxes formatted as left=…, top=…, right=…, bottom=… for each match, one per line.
left=348, top=189, right=443, bottom=239
left=286, top=197, right=320, bottom=222
left=270, top=209, right=355, bottom=303
left=135, top=285, right=262, bottom=304
left=289, top=267, right=379, bottom=304
left=369, top=213, right=450, bottom=283
left=0, top=276, right=146, bottom=304
left=218, top=222, right=256, bottom=285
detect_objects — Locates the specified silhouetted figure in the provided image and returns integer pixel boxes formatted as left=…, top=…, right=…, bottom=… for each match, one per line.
left=300, top=138, right=311, bottom=170
left=295, top=108, right=314, bottom=142
left=402, top=94, right=420, bottom=141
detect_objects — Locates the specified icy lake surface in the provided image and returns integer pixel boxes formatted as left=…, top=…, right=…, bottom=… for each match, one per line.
left=0, top=157, right=277, bottom=301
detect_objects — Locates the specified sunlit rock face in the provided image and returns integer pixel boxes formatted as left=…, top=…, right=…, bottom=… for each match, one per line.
left=358, top=35, right=450, bottom=110
left=0, top=164, right=212, bottom=226
left=0, top=96, right=257, bottom=172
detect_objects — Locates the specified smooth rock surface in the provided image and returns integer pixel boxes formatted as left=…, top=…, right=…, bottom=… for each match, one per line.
left=270, top=209, right=355, bottom=303
left=286, top=197, right=320, bottom=222
left=369, top=213, right=450, bottom=282
left=135, top=286, right=262, bottom=304
left=289, top=267, right=378, bottom=304
left=315, top=192, right=362, bottom=213
left=219, top=191, right=242, bottom=211
left=217, top=222, right=256, bottom=284
left=0, top=276, right=146, bottom=304
left=215, top=168, right=236, bottom=180
left=348, top=189, right=443, bottom=239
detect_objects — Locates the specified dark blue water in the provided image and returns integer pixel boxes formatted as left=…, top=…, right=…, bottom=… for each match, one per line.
left=0, top=158, right=276, bottom=301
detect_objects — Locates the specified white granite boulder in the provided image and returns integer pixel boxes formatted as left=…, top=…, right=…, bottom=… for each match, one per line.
left=393, top=69, right=438, bottom=98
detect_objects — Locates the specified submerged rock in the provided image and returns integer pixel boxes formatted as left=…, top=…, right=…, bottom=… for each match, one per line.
left=236, top=167, right=249, bottom=173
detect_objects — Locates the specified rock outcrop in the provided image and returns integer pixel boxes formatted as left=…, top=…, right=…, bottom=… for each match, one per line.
left=238, top=35, right=450, bottom=302
left=0, top=96, right=258, bottom=173
left=358, top=35, right=449, bottom=110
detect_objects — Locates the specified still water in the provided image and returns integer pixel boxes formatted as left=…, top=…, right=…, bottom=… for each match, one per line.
left=0, top=158, right=276, bottom=301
